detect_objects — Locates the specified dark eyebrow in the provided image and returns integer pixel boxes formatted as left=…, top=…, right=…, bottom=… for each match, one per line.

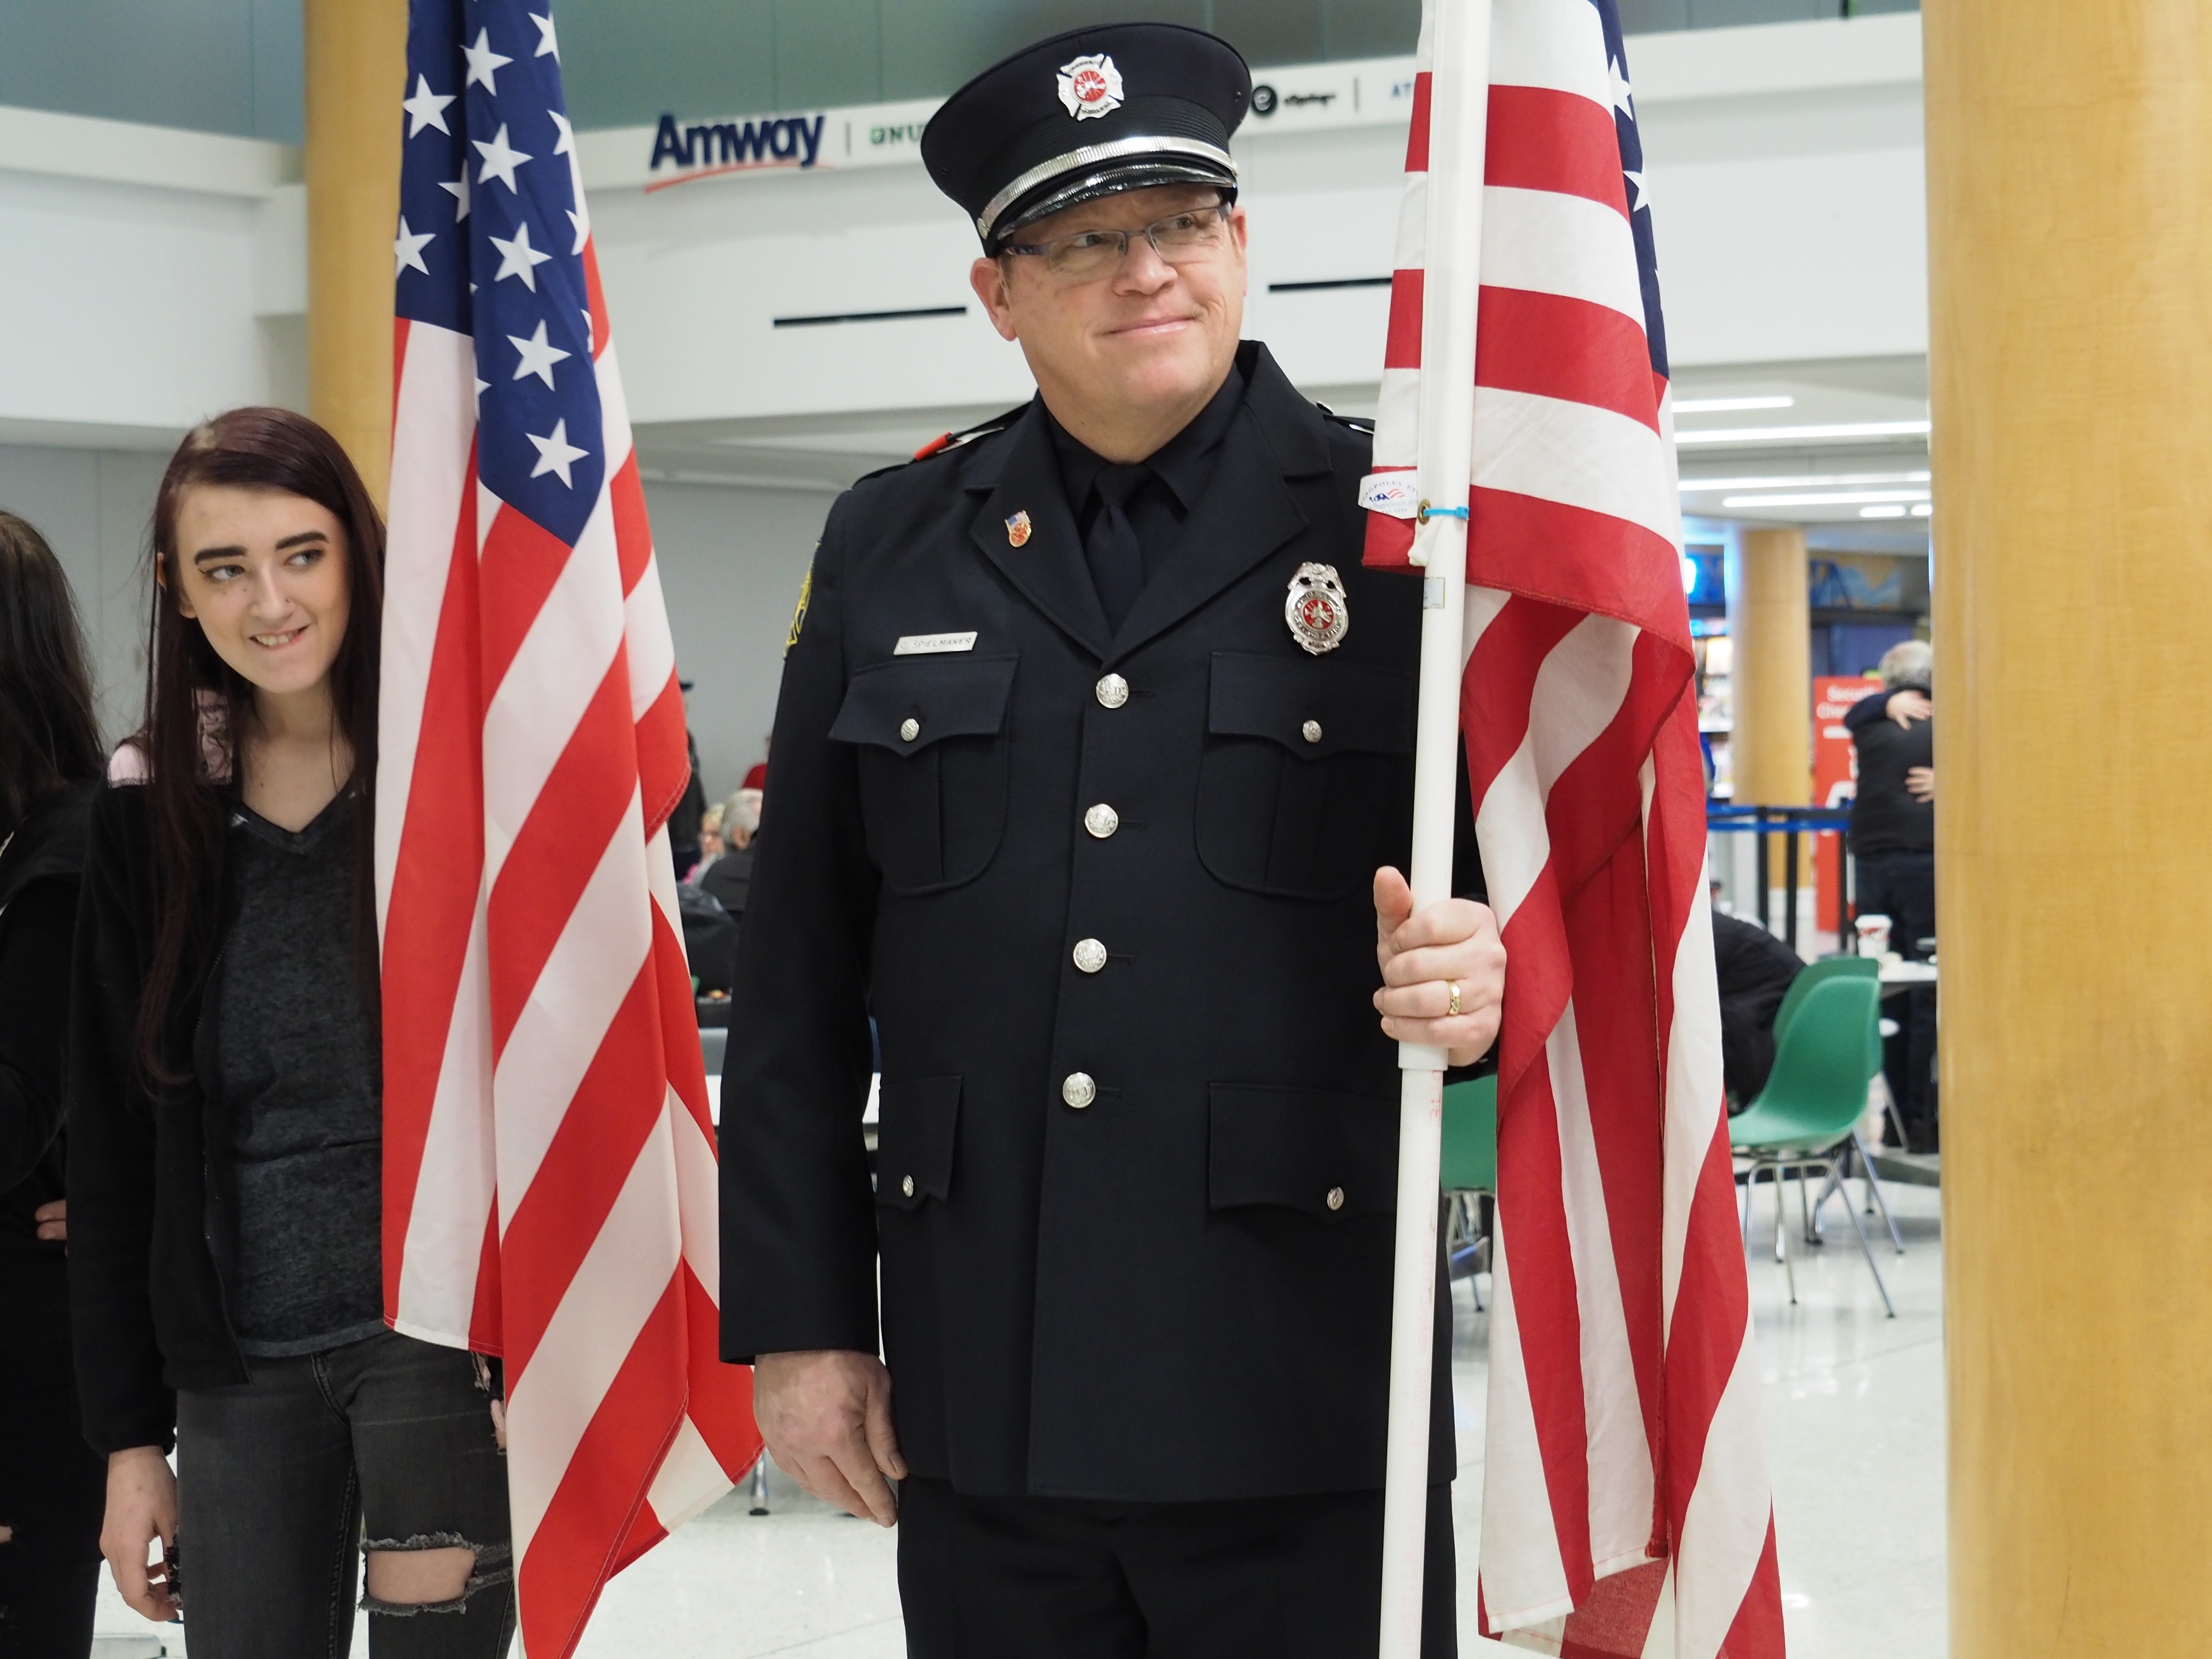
left=190, top=529, right=328, bottom=565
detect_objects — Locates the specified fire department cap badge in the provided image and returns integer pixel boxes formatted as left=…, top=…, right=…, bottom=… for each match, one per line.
left=1285, top=563, right=1350, bottom=655
left=1006, top=509, right=1033, bottom=547
left=1057, top=53, right=1125, bottom=120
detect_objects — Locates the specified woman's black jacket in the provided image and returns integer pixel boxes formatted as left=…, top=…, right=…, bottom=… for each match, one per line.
left=1, top=780, right=96, bottom=1387
left=67, top=776, right=252, bottom=1454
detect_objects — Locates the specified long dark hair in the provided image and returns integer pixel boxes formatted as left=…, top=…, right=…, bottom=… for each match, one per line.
left=136, top=408, right=385, bottom=1088
left=0, top=510, right=106, bottom=838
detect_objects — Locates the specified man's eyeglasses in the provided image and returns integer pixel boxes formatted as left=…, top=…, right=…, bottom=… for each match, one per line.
left=1002, top=204, right=1233, bottom=282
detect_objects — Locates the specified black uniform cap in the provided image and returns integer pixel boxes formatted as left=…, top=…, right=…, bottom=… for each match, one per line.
left=922, top=24, right=1251, bottom=251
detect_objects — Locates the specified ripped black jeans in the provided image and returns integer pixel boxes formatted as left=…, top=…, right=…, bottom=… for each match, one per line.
left=177, top=1328, right=514, bottom=1657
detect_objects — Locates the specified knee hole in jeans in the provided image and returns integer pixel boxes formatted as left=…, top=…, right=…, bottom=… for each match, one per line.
left=361, top=1536, right=511, bottom=1615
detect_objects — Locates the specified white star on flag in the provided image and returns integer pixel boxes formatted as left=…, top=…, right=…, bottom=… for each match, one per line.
left=1624, top=169, right=1649, bottom=212
left=440, top=171, right=471, bottom=221
left=394, top=216, right=435, bottom=278
left=464, top=27, right=513, bottom=94
left=473, top=123, right=532, bottom=192
left=474, top=375, right=490, bottom=409
left=489, top=220, right=554, bottom=289
left=507, top=319, right=573, bottom=388
left=402, top=74, right=456, bottom=138
left=530, top=12, right=559, bottom=59
left=527, top=418, right=588, bottom=486
left=551, top=112, right=590, bottom=252
left=1609, top=56, right=1635, bottom=118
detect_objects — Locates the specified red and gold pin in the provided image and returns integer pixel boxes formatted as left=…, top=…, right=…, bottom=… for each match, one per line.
left=1006, top=510, right=1033, bottom=548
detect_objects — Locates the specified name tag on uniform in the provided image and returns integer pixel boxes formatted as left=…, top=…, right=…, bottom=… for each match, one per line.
left=893, top=632, right=978, bottom=656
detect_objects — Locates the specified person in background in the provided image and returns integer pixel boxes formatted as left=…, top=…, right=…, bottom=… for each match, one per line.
left=689, top=803, right=726, bottom=881
left=68, top=409, right=514, bottom=1652
left=1711, top=908, right=1805, bottom=1108
left=0, top=510, right=109, bottom=1656
left=1845, top=638, right=1936, bottom=1149
left=698, top=788, right=761, bottom=926
left=669, top=704, right=709, bottom=881
left=739, top=738, right=768, bottom=794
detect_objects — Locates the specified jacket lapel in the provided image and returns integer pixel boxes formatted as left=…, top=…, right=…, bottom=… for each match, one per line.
left=967, top=404, right=1116, bottom=662
left=1105, top=347, right=1332, bottom=664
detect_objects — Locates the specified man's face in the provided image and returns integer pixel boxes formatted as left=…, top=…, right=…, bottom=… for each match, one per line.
left=970, top=184, right=1248, bottom=435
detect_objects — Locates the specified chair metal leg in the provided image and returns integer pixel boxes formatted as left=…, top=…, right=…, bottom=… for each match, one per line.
left=1774, top=1161, right=1797, bottom=1304
left=1852, top=1130, right=1905, bottom=1254
left=1824, top=1156, right=1896, bottom=1317
left=749, top=1451, right=771, bottom=1515
left=1741, top=1162, right=1758, bottom=1248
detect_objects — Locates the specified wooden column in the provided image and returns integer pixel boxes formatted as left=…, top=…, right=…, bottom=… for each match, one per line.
left=1926, top=3, right=2212, bottom=1654
left=304, top=0, right=407, bottom=508
left=1725, top=523, right=1811, bottom=818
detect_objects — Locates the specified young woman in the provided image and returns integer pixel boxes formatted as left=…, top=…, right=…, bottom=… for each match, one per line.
left=68, top=409, right=515, bottom=1656
left=0, top=510, right=109, bottom=1654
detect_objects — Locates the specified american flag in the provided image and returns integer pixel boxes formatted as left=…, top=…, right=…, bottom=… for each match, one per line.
left=1362, top=1, right=1785, bottom=1653
left=377, top=1, right=762, bottom=1652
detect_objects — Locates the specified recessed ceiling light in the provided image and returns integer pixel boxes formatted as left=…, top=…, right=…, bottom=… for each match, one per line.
left=1910, top=503, right=1933, bottom=517
left=1680, top=471, right=1931, bottom=493
left=1674, top=421, right=1933, bottom=445
left=1719, top=490, right=1931, bottom=508
left=1673, top=395, right=1796, bottom=415
left=1860, top=505, right=1909, bottom=519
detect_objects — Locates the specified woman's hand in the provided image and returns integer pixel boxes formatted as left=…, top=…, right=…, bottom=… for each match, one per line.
left=1905, top=765, right=1935, bottom=802
left=102, top=1446, right=179, bottom=1621
left=1373, top=868, right=1507, bottom=1067
left=1887, top=689, right=1932, bottom=727
left=33, top=1198, right=65, bottom=1242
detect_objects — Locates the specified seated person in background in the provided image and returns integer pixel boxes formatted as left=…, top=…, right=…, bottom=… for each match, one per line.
left=1845, top=638, right=1937, bottom=1149
left=699, top=787, right=761, bottom=926
left=1713, top=909, right=1805, bottom=1108
left=687, top=803, right=725, bottom=883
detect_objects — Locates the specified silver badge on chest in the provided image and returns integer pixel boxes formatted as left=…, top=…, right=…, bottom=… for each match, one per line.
left=1285, top=563, right=1350, bottom=655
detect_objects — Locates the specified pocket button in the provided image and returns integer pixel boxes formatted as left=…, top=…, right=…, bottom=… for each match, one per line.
left=899, top=717, right=921, bottom=742
left=1083, top=803, right=1119, bottom=839
left=1326, top=1186, right=1346, bottom=1212
left=1301, top=719, right=1323, bottom=744
left=1061, top=1072, right=1097, bottom=1109
left=901, top=1175, right=916, bottom=1198
left=1095, top=673, right=1130, bottom=709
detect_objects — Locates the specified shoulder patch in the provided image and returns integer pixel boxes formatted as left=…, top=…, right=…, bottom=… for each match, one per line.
left=785, top=560, right=814, bottom=654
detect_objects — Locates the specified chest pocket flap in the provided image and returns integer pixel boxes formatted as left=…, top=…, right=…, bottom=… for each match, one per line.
left=830, top=653, right=1020, bottom=752
left=1207, top=653, right=1415, bottom=759
left=832, top=654, right=1019, bottom=894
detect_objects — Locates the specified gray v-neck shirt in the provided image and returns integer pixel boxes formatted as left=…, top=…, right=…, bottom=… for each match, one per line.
left=216, top=791, right=386, bottom=1357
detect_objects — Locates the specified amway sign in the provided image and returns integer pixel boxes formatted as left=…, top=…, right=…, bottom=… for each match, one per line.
left=650, top=111, right=829, bottom=182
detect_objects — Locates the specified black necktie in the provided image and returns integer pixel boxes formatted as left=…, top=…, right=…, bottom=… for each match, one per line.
left=1085, top=463, right=1151, bottom=632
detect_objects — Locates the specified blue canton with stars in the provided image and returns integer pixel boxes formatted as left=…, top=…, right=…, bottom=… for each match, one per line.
left=1587, top=0, right=1669, bottom=380
left=397, top=0, right=603, bottom=545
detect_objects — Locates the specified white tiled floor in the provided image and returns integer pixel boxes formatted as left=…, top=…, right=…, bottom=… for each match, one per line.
left=96, top=1177, right=1947, bottom=1657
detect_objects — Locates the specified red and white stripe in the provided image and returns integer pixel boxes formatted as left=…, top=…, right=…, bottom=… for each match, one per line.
left=1364, top=2, right=1784, bottom=1654
left=380, top=240, right=762, bottom=1659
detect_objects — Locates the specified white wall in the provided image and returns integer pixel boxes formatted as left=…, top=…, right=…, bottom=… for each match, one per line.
left=0, top=443, right=168, bottom=741
left=645, top=478, right=833, bottom=801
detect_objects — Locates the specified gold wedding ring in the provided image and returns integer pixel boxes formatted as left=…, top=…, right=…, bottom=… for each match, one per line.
left=1446, top=981, right=1463, bottom=1017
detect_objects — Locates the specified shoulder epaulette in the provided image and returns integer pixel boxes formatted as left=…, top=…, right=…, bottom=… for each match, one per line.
left=911, top=404, right=1029, bottom=461
left=1315, top=402, right=1375, bottom=435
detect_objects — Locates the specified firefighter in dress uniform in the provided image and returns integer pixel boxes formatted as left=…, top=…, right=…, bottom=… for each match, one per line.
left=719, top=24, right=1506, bottom=1657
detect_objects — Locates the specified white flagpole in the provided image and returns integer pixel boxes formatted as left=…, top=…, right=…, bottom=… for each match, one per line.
left=1378, top=0, right=1491, bottom=1653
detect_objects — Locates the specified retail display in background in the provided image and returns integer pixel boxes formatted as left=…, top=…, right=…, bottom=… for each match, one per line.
left=1358, top=0, right=1784, bottom=1652
left=378, top=1, right=763, bottom=1653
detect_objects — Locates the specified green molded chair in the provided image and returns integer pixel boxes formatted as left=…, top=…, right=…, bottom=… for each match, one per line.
left=1773, top=956, right=1905, bottom=1252
left=1441, top=1076, right=1497, bottom=1308
left=1730, top=975, right=1894, bottom=1316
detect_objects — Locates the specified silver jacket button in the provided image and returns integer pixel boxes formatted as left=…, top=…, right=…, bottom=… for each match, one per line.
left=1072, top=938, right=1108, bottom=974
left=1095, top=673, right=1130, bottom=709
left=899, top=717, right=921, bottom=742
left=1083, top=803, right=1119, bottom=839
left=901, top=1175, right=916, bottom=1198
left=1301, top=719, right=1323, bottom=744
left=1061, top=1072, right=1097, bottom=1109
left=1326, top=1186, right=1346, bottom=1212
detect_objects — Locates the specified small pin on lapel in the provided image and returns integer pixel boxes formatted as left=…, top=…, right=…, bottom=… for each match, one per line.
left=1006, top=510, right=1033, bottom=548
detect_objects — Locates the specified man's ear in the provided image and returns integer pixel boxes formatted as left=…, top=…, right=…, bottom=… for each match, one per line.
left=969, top=256, right=1021, bottom=343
